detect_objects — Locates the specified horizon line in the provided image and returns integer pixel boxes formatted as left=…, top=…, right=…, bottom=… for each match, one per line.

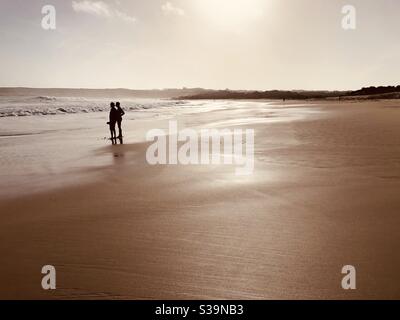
left=1, top=85, right=397, bottom=92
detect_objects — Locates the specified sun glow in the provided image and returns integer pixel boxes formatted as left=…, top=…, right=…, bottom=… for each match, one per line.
left=195, top=0, right=267, bottom=31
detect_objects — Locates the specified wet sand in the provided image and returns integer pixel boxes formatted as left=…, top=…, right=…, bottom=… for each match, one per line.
left=0, top=100, right=400, bottom=299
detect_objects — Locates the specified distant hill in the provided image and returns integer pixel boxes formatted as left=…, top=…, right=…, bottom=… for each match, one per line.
left=349, top=86, right=400, bottom=96
left=1, top=85, right=399, bottom=100
left=176, top=85, right=400, bottom=100
left=176, top=89, right=350, bottom=100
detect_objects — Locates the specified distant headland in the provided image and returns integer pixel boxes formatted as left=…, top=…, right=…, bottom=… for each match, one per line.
left=1, top=86, right=399, bottom=100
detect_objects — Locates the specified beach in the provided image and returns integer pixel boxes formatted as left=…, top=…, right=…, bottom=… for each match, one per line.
left=0, top=99, right=399, bottom=299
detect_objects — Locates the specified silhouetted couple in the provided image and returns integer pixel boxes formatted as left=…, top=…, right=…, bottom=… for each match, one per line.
left=108, top=102, right=125, bottom=140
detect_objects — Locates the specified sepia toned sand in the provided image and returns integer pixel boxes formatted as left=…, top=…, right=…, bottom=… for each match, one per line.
left=0, top=100, right=400, bottom=299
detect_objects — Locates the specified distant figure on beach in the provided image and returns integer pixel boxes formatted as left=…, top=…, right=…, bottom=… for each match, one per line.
left=108, top=102, right=118, bottom=139
left=116, top=102, right=125, bottom=138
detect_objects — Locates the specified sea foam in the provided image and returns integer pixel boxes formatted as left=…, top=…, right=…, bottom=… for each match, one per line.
left=0, top=96, right=184, bottom=117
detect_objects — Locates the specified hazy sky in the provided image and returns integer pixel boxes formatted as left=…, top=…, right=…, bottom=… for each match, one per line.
left=0, top=0, right=399, bottom=90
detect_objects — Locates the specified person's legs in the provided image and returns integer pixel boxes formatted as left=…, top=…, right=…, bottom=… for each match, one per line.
left=110, top=122, right=116, bottom=139
left=117, top=120, right=122, bottom=138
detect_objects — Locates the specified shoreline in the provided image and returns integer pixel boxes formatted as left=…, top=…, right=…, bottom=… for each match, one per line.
left=1, top=100, right=400, bottom=299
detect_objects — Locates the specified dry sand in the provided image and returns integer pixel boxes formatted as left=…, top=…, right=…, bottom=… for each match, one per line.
left=0, top=100, right=399, bottom=299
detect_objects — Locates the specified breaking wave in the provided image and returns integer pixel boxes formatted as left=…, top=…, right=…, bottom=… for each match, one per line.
left=0, top=97, right=185, bottom=117
left=33, top=96, right=57, bottom=101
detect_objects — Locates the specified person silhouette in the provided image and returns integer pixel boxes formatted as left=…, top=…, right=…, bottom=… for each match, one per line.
left=116, top=102, right=125, bottom=138
left=108, top=102, right=118, bottom=140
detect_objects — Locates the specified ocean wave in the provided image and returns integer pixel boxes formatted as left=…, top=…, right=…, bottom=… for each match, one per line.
left=33, top=96, right=57, bottom=101
left=0, top=99, right=185, bottom=117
